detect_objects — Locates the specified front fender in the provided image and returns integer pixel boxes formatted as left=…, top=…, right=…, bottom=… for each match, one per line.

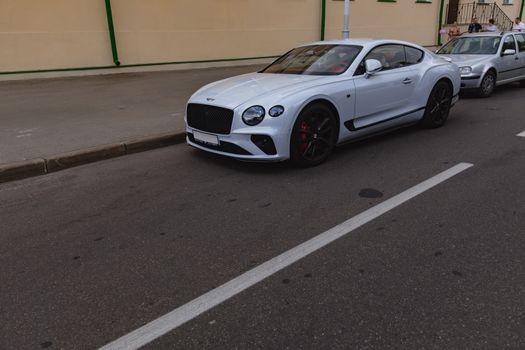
left=479, top=64, right=497, bottom=80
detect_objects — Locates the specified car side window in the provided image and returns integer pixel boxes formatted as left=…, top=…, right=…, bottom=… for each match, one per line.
left=405, top=46, right=424, bottom=65
left=502, top=35, right=517, bottom=52
left=354, top=44, right=406, bottom=76
left=516, top=34, right=525, bottom=52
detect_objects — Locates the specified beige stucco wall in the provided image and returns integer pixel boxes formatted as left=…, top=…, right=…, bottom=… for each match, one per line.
left=111, top=0, right=321, bottom=65
left=325, top=0, right=441, bottom=46
left=2, top=0, right=523, bottom=73
left=0, top=0, right=113, bottom=71
left=0, top=0, right=322, bottom=72
left=493, top=1, right=522, bottom=20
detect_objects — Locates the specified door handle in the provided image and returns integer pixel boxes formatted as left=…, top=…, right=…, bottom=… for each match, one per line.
left=515, top=57, right=520, bottom=60
left=402, top=78, right=412, bottom=84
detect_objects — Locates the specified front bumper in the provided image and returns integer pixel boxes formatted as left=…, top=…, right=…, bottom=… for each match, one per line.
left=460, top=75, right=482, bottom=89
left=186, top=127, right=289, bottom=162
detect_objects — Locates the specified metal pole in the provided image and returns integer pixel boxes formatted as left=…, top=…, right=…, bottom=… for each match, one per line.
left=342, top=0, right=350, bottom=39
left=438, top=0, right=445, bottom=46
left=520, top=0, right=525, bottom=19
left=321, top=0, right=326, bottom=40
left=104, top=0, right=120, bottom=66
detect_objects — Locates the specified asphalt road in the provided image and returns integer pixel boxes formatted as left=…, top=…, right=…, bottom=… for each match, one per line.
left=1, top=84, right=525, bottom=350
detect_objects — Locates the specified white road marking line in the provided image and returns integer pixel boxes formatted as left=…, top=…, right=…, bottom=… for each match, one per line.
left=517, top=130, right=525, bottom=137
left=100, top=162, right=474, bottom=350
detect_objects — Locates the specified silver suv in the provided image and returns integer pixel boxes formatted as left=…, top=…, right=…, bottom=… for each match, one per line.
left=437, top=32, right=525, bottom=97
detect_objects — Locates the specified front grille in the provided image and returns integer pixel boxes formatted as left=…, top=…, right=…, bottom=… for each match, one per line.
left=187, top=103, right=234, bottom=134
left=188, top=133, right=251, bottom=155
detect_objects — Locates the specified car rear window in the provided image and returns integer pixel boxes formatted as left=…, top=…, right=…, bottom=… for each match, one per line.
left=405, top=46, right=424, bottom=64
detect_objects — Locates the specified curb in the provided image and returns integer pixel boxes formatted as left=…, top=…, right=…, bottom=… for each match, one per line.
left=0, top=131, right=186, bottom=184
left=0, top=158, right=47, bottom=183
left=46, top=144, right=127, bottom=173
left=124, top=132, right=186, bottom=154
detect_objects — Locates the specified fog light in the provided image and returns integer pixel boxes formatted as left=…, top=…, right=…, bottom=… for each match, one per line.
left=251, top=135, right=277, bottom=155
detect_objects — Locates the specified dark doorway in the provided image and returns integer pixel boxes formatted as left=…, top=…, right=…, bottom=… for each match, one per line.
left=447, top=0, right=460, bottom=24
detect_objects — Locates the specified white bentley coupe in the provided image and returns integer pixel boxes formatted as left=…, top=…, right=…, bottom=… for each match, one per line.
left=185, top=39, right=461, bottom=166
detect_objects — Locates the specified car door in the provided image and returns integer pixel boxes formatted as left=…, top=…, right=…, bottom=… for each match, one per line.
left=498, top=35, right=521, bottom=82
left=351, top=44, right=420, bottom=131
left=515, top=34, right=525, bottom=79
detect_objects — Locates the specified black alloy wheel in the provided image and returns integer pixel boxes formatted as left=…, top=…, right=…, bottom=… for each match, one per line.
left=290, top=104, right=337, bottom=167
left=478, top=70, right=496, bottom=97
left=420, top=81, right=453, bottom=129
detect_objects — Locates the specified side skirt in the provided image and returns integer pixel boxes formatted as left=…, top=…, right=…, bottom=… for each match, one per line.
left=337, top=121, right=419, bottom=148
left=344, top=107, right=426, bottom=132
left=495, top=75, right=525, bottom=86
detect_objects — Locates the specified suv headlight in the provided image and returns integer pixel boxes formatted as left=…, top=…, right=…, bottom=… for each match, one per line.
left=242, top=106, right=265, bottom=126
left=459, top=66, right=472, bottom=75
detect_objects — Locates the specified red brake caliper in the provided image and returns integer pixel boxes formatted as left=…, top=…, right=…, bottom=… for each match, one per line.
left=299, top=121, right=310, bottom=153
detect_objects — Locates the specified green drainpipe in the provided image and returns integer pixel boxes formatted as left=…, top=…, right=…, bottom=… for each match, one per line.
left=104, top=0, right=120, bottom=66
left=438, top=0, right=445, bottom=46
left=520, top=0, right=524, bottom=19
left=321, top=0, right=326, bottom=40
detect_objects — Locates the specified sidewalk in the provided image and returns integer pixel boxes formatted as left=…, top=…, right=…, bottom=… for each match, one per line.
left=0, top=64, right=264, bottom=165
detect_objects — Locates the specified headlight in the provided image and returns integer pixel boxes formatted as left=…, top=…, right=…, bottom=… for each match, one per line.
left=269, top=105, right=285, bottom=117
left=459, top=66, right=472, bottom=75
left=242, top=105, right=265, bottom=126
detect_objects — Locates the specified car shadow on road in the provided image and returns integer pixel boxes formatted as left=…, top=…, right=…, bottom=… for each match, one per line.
left=188, top=122, right=429, bottom=175
left=333, top=123, right=423, bottom=156
left=459, top=82, right=523, bottom=99
left=189, top=148, right=293, bottom=174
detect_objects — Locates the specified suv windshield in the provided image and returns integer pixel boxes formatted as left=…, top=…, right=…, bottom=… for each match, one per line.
left=261, top=45, right=362, bottom=76
left=438, top=36, right=501, bottom=55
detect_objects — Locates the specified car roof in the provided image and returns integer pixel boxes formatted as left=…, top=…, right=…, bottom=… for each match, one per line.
left=299, top=38, right=425, bottom=49
left=459, top=32, right=516, bottom=38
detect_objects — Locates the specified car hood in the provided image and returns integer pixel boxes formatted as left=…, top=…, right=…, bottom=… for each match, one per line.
left=438, top=54, right=491, bottom=66
left=190, top=72, right=327, bottom=109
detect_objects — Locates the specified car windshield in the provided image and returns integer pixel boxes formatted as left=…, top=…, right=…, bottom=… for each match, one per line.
left=261, top=45, right=362, bottom=75
left=438, top=36, right=501, bottom=55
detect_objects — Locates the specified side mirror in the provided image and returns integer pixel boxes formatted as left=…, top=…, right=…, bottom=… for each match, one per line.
left=365, top=59, right=382, bottom=77
left=502, top=49, right=516, bottom=56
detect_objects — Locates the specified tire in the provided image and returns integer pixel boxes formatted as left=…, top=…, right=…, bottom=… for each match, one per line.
left=478, top=70, right=496, bottom=97
left=420, top=81, right=453, bottom=129
left=290, top=103, right=337, bottom=167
